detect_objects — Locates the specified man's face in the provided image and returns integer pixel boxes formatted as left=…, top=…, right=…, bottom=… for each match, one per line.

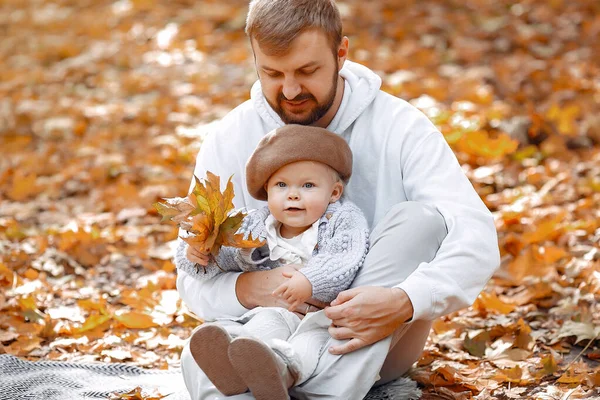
left=253, top=30, right=343, bottom=126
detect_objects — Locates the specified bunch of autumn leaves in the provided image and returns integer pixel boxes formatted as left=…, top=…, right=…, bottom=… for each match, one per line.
left=154, top=172, right=264, bottom=265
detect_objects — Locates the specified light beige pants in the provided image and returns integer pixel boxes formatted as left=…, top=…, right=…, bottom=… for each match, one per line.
left=180, top=202, right=447, bottom=399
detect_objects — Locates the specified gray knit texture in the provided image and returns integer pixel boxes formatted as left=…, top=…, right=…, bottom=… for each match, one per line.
left=174, top=200, right=370, bottom=302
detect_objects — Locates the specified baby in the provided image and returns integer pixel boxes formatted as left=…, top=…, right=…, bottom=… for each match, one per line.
left=175, top=124, right=369, bottom=399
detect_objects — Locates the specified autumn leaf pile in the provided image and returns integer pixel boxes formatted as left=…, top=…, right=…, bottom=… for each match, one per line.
left=0, top=0, right=598, bottom=399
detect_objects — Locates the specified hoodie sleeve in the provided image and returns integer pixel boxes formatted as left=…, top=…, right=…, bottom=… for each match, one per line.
left=301, top=203, right=370, bottom=303
left=174, top=231, right=244, bottom=281
left=174, top=210, right=270, bottom=283
left=395, top=130, right=501, bottom=321
left=174, top=130, right=252, bottom=320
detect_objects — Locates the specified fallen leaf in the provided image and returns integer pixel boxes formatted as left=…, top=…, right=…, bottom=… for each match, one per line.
left=556, top=321, right=600, bottom=344
left=114, top=311, right=158, bottom=329
left=475, top=291, right=516, bottom=314
left=75, top=313, right=112, bottom=334
left=109, top=386, right=169, bottom=399
left=540, top=353, right=559, bottom=376
left=102, top=348, right=132, bottom=361
left=463, top=330, right=490, bottom=358
left=0, top=330, right=19, bottom=343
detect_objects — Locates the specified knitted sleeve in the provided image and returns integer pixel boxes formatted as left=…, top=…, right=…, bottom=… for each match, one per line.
left=173, top=206, right=279, bottom=281
left=300, top=203, right=370, bottom=302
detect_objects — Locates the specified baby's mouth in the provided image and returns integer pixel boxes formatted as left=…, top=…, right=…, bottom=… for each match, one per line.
left=285, top=207, right=304, bottom=212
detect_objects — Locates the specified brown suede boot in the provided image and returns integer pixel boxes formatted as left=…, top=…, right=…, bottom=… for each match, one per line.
left=228, top=337, right=294, bottom=400
left=189, top=324, right=248, bottom=396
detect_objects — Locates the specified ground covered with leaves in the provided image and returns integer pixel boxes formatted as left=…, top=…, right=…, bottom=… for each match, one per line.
left=0, top=0, right=599, bottom=399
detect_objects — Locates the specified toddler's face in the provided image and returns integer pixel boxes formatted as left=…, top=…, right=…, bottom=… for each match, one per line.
left=265, top=161, right=342, bottom=238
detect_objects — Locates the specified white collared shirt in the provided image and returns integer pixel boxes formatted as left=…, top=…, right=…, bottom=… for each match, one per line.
left=264, top=214, right=319, bottom=265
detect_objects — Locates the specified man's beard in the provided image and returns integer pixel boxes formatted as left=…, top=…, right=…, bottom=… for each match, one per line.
left=267, top=70, right=338, bottom=126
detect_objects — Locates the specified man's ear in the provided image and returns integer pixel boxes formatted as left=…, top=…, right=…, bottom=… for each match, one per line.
left=337, top=37, right=349, bottom=70
left=330, top=182, right=344, bottom=203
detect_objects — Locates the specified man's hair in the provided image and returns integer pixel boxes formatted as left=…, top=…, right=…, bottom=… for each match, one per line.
left=245, top=0, right=343, bottom=56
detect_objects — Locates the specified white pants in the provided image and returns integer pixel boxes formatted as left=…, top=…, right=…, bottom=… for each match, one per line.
left=181, top=202, right=447, bottom=399
left=210, top=307, right=333, bottom=386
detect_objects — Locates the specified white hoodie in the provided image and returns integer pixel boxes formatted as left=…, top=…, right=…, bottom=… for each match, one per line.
left=176, top=61, right=500, bottom=322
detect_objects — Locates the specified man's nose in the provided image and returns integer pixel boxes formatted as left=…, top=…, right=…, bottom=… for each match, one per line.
left=282, top=76, right=301, bottom=100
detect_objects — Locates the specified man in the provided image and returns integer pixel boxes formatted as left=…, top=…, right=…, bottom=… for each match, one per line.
left=176, top=0, right=500, bottom=398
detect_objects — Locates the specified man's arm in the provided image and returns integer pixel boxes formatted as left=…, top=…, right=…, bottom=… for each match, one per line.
left=176, top=247, right=316, bottom=319
left=236, top=267, right=328, bottom=313
left=176, top=130, right=253, bottom=320
left=177, top=270, right=249, bottom=320
left=394, top=131, right=500, bottom=320
left=325, top=287, right=413, bottom=355
left=326, top=130, right=500, bottom=354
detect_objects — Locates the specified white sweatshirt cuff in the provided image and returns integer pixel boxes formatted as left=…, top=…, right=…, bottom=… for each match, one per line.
left=219, top=272, right=252, bottom=317
left=395, top=264, right=434, bottom=321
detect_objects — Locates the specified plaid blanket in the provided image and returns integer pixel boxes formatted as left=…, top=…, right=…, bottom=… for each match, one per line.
left=0, top=355, right=421, bottom=400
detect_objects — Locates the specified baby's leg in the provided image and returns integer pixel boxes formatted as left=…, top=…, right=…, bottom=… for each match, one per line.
left=240, top=307, right=301, bottom=341
left=188, top=322, right=247, bottom=395
left=228, top=337, right=293, bottom=400
left=187, top=308, right=299, bottom=399
left=225, top=311, right=330, bottom=400
left=277, top=311, right=332, bottom=386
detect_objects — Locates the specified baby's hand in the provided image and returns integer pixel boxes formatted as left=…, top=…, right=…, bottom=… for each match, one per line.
left=186, top=244, right=210, bottom=266
left=272, top=270, right=313, bottom=312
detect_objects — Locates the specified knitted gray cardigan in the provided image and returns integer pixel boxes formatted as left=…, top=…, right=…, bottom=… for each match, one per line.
left=174, top=200, right=370, bottom=302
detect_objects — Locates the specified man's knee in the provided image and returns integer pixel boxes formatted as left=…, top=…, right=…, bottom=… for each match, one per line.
left=355, top=202, right=448, bottom=287
left=384, top=201, right=447, bottom=244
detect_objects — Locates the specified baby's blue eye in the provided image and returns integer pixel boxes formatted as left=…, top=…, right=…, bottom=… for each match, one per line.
left=276, top=182, right=286, bottom=188
left=303, top=183, right=314, bottom=188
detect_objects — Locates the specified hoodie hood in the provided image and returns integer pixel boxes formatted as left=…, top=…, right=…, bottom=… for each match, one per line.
left=250, top=60, right=382, bottom=134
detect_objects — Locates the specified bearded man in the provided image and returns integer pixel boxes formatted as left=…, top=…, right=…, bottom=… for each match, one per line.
left=175, top=0, right=500, bottom=398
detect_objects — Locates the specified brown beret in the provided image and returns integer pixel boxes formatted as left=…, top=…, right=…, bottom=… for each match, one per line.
left=246, top=124, right=353, bottom=201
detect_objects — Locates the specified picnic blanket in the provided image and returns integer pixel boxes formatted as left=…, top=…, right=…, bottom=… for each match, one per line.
left=0, top=355, right=421, bottom=399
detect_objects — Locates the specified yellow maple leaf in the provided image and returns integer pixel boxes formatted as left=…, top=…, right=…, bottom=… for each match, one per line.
left=539, top=353, right=559, bottom=376
left=8, top=170, right=38, bottom=201
left=154, top=172, right=264, bottom=257
left=474, top=291, right=516, bottom=315
left=557, top=370, right=586, bottom=384
left=74, top=312, right=112, bottom=334
left=114, top=311, right=158, bottom=329
left=457, top=130, right=519, bottom=159
left=546, top=103, right=580, bottom=136
left=522, top=211, right=566, bottom=245
left=494, top=365, right=523, bottom=383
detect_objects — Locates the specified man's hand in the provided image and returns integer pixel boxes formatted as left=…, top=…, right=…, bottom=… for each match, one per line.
left=272, top=270, right=313, bottom=312
left=324, top=287, right=414, bottom=355
left=236, top=266, right=326, bottom=316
